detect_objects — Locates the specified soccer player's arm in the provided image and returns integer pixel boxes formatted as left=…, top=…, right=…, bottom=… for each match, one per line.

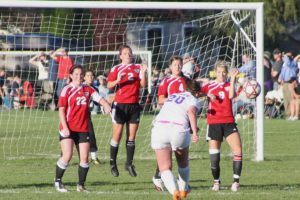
left=91, top=87, right=111, bottom=114
left=107, top=69, right=122, bottom=90
left=58, top=91, right=70, bottom=136
left=188, top=103, right=199, bottom=143
left=139, top=64, right=148, bottom=88
left=157, top=80, right=168, bottom=105
left=229, top=68, right=239, bottom=99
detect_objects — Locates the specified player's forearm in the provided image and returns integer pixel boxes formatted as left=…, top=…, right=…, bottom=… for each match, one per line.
left=158, top=95, right=167, bottom=105
left=188, top=106, right=198, bottom=134
left=140, top=72, right=147, bottom=88
left=229, top=77, right=236, bottom=99
left=107, top=80, right=119, bottom=89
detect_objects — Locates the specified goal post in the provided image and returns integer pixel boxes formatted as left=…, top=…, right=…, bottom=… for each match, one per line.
left=0, top=1, right=264, bottom=161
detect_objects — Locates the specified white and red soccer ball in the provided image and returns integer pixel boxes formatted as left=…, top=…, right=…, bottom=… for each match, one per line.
left=242, top=79, right=261, bottom=99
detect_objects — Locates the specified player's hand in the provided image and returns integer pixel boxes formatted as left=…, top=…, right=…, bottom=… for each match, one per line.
left=103, top=103, right=112, bottom=114
left=231, top=68, right=239, bottom=78
left=61, top=128, right=70, bottom=137
left=117, top=72, right=126, bottom=83
left=141, top=64, right=148, bottom=73
left=192, top=133, right=199, bottom=143
left=208, top=94, right=216, bottom=102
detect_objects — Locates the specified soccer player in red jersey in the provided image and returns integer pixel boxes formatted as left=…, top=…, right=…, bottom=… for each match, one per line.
left=54, top=65, right=111, bottom=193
left=107, top=45, right=147, bottom=177
left=201, top=61, right=242, bottom=192
left=153, top=56, right=188, bottom=191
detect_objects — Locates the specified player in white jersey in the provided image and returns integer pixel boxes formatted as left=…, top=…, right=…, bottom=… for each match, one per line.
left=151, top=79, right=201, bottom=200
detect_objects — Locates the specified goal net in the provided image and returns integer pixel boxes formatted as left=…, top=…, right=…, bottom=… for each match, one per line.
left=0, top=2, right=264, bottom=161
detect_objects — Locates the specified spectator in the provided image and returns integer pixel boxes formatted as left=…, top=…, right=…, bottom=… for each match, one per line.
left=182, top=53, right=195, bottom=79
left=238, top=54, right=256, bottom=78
left=0, top=69, right=5, bottom=105
left=97, top=75, right=109, bottom=113
left=50, top=48, right=73, bottom=98
left=271, top=48, right=283, bottom=90
left=47, top=50, right=59, bottom=110
left=287, top=77, right=299, bottom=120
left=278, top=52, right=300, bottom=118
left=11, top=75, right=23, bottom=109
left=263, top=51, right=273, bottom=95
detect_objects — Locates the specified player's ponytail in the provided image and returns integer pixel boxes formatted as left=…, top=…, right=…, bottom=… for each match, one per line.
left=186, top=78, right=200, bottom=96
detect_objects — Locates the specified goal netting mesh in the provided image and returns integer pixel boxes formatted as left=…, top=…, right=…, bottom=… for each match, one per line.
left=0, top=5, right=259, bottom=160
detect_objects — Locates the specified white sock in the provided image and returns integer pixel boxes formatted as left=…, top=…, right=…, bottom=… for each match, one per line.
left=90, top=152, right=97, bottom=160
left=161, top=170, right=177, bottom=195
left=178, top=166, right=190, bottom=191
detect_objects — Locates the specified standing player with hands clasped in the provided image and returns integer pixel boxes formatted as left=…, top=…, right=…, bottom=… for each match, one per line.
left=54, top=65, right=111, bottom=193
left=151, top=79, right=200, bottom=200
left=201, top=61, right=243, bottom=192
left=107, top=45, right=147, bottom=177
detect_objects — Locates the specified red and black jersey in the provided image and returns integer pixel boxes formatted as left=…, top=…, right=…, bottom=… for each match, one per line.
left=157, top=75, right=186, bottom=97
left=201, top=81, right=234, bottom=124
left=58, top=83, right=102, bottom=133
left=107, top=63, right=143, bottom=104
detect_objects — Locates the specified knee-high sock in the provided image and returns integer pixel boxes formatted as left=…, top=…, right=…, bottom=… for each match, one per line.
left=209, top=149, right=221, bottom=182
left=126, top=140, right=135, bottom=166
left=110, top=140, right=119, bottom=166
left=78, top=163, right=89, bottom=186
left=161, top=170, right=177, bottom=195
left=178, top=166, right=190, bottom=191
left=233, top=154, right=243, bottom=183
left=55, top=159, right=68, bottom=182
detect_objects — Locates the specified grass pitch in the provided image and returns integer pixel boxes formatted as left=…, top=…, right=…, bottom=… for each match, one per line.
left=0, top=110, right=300, bottom=200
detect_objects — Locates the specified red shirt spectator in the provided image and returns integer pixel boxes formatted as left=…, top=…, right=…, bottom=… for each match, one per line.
left=55, top=56, right=73, bottom=80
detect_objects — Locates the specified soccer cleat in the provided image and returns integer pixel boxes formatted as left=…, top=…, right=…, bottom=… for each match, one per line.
left=125, top=164, right=137, bottom=177
left=231, top=182, right=240, bottom=192
left=77, top=184, right=89, bottom=192
left=173, top=190, right=181, bottom=200
left=211, top=181, right=220, bottom=191
left=152, top=176, right=164, bottom=191
left=54, top=181, right=68, bottom=193
left=91, top=158, right=102, bottom=165
left=110, top=164, right=119, bottom=177
left=179, top=185, right=191, bottom=198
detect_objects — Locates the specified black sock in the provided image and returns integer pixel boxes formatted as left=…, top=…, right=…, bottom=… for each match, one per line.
left=55, top=165, right=66, bottom=182
left=78, top=164, right=89, bottom=186
left=110, top=144, right=119, bottom=166
left=154, top=166, right=161, bottom=179
left=233, top=155, right=243, bottom=183
left=210, top=152, right=221, bottom=181
left=126, top=140, right=135, bottom=166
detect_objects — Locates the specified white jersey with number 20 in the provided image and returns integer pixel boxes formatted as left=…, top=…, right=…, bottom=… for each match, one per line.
left=154, top=92, right=201, bottom=132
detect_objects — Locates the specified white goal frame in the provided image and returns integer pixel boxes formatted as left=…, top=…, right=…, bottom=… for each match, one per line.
left=0, top=1, right=264, bottom=161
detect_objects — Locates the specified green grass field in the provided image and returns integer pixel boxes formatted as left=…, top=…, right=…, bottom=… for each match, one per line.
left=0, top=110, right=300, bottom=200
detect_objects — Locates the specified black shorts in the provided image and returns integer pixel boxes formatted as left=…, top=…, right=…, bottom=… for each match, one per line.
left=206, top=123, right=238, bottom=142
left=111, top=102, right=141, bottom=124
left=59, top=131, right=90, bottom=145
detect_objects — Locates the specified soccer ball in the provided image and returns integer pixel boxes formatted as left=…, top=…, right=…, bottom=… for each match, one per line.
left=242, top=80, right=261, bottom=99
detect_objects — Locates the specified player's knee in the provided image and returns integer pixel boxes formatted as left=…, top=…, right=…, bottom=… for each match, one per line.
left=110, top=139, right=119, bottom=147
left=79, top=162, right=89, bottom=168
left=57, top=158, right=68, bottom=169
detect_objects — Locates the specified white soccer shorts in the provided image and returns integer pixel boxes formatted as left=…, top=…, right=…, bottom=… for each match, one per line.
left=151, top=123, right=191, bottom=151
